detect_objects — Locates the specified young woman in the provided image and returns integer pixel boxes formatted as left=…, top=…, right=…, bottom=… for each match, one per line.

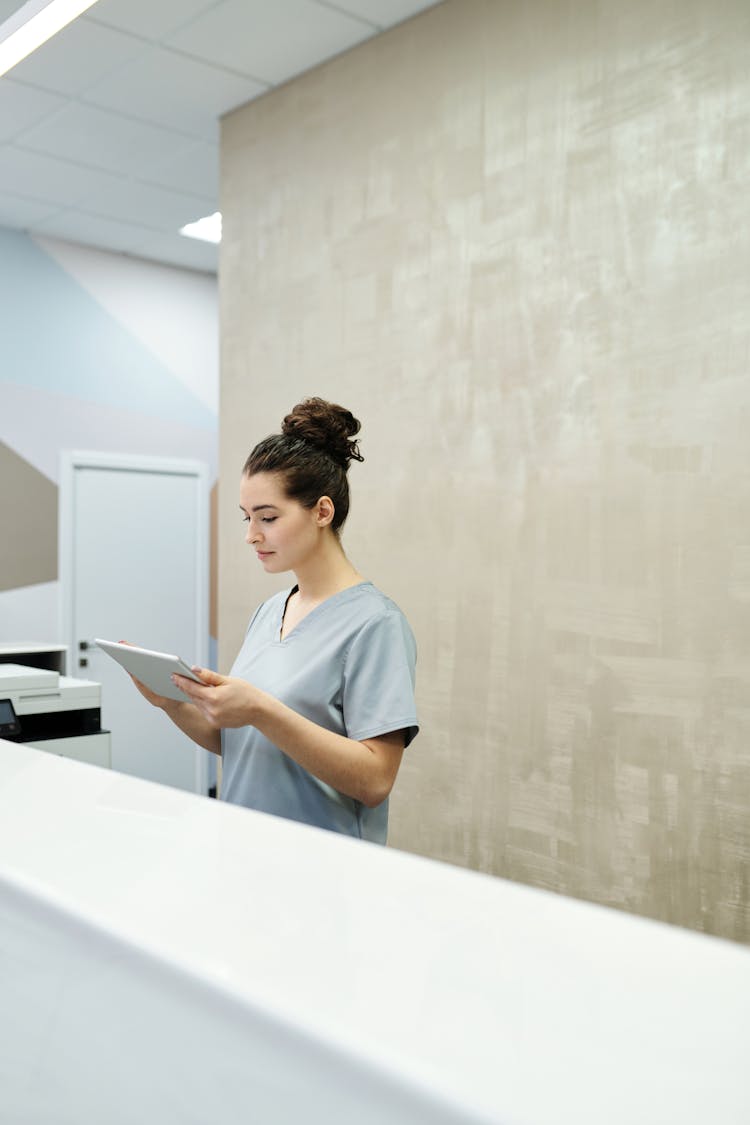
left=134, top=397, right=418, bottom=844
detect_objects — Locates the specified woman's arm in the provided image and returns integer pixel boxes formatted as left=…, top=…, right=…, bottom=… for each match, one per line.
left=173, top=669, right=404, bottom=806
left=129, top=675, right=221, bottom=756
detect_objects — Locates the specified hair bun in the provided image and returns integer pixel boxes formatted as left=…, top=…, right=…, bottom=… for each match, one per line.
left=282, top=397, right=364, bottom=469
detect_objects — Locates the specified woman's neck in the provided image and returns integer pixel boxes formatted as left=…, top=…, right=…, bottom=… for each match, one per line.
left=293, top=537, right=364, bottom=604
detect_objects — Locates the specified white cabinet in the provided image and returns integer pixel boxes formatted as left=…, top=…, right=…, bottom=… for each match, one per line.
left=25, top=732, right=111, bottom=768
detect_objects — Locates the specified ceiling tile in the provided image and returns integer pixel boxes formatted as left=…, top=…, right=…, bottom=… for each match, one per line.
left=127, top=230, right=219, bottom=274
left=7, top=19, right=143, bottom=97
left=84, top=0, right=220, bottom=41
left=30, top=209, right=164, bottom=254
left=0, top=0, right=23, bottom=20
left=166, top=0, right=374, bottom=86
left=22, top=103, right=197, bottom=175
left=0, top=80, right=66, bottom=143
left=76, top=178, right=214, bottom=232
left=84, top=45, right=268, bottom=142
left=0, top=0, right=441, bottom=271
left=332, top=0, right=438, bottom=28
left=0, top=145, right=123, bottom=207
left=0, top=191, right=60, bottom=228
left=140, top=141, right=219, bottom=200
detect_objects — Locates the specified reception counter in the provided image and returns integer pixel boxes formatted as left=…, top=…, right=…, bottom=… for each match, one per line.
left=0, top=740, right=748, bottom=1124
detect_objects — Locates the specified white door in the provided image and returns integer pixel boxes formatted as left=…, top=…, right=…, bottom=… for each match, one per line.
left=59, top=452, right=210, bottom=794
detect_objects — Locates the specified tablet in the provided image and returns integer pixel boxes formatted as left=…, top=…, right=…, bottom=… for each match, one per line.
left=95, top=639, right=206, bottom=703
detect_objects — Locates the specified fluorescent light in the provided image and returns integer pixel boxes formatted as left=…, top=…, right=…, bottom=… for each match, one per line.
left=0, top=0, right=101, bottom=77
left=180, top=212, right=222, bottom=244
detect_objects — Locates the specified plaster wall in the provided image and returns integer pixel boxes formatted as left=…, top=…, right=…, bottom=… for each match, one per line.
left=219, top=0, right=750, bottom=940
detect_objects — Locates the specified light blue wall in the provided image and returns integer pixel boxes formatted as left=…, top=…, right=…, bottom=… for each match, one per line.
left=1, top=228, right=217, bottom=430
left=0, top=226, right=218, bottom=650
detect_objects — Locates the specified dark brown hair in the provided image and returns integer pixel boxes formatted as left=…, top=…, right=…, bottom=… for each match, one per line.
left=243, top=397, right=364, bottom=533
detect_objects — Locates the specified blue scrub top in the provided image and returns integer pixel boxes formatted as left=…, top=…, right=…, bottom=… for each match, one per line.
left=220, top=582, right=418, bottom=843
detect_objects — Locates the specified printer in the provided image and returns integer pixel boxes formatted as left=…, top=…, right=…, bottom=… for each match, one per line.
left=0, top=663, right=110, bottom=768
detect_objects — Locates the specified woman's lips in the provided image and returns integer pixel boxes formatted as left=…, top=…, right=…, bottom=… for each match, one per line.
left=256, top=551, right=273, bottom=560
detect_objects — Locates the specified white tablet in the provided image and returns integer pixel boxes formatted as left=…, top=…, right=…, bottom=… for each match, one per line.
left=95, top=639, right=206, bottom=703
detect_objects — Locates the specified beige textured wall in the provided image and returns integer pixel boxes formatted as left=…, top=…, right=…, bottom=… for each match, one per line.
left=219, top=0, right=750, bottom=941
left=0, top=442, right=57, bottom=592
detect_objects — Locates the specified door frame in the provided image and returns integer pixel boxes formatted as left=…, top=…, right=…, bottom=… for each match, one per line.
left=59, top=450, right=210, bottom=794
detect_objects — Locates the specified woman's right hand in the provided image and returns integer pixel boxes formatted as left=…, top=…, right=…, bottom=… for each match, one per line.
left=118, top=641, right=219, bottom=755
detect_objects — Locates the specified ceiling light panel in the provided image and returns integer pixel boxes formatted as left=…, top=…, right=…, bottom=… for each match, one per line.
left=7, top=16, right=141, bottom=95
left=179, top=211, right=220, bottom=243
left=0, top=0, right=103, bottom=78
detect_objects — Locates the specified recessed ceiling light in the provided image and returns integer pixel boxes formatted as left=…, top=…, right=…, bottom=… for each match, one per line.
left=0, top=0, right=102, bottom=78
left=179, top=212, right=222, bottom=245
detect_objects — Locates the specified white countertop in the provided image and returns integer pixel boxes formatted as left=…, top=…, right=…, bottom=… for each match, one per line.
left=1, top=740, right=748, bottom=1124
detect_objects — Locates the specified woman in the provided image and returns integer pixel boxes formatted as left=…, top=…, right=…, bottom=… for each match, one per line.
left=135, top=397, right=418, bottom=844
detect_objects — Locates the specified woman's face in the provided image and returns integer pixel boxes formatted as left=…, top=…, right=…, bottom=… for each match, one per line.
left=240, top=472, right=330, bottom=574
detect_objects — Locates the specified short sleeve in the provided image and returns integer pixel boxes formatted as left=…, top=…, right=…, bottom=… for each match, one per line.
left=342, top=609, right=419, bottom=747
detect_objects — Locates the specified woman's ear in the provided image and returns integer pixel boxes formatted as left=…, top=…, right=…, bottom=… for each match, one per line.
left=316, top=495, right=335, bottom=528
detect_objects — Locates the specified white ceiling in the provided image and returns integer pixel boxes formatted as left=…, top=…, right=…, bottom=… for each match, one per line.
left=0, top=0, right=440, bottom=273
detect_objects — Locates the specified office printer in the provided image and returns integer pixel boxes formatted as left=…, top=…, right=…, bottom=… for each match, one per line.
left=0, top=664, right=110, bottom=768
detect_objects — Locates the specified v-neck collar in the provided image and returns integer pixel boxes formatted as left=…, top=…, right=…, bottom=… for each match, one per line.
left=276, top=581, right=372, bottom=643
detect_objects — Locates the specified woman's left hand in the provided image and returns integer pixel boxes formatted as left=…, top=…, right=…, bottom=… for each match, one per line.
left=172, top=668, right=261, bottom=729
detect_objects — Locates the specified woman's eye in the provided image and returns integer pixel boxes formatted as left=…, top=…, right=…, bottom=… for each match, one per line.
left=262, top=517, right=277, bottom=524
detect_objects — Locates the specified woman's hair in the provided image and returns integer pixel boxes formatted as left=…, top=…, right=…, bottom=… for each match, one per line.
left=243, top=397, right=364, bottom=533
